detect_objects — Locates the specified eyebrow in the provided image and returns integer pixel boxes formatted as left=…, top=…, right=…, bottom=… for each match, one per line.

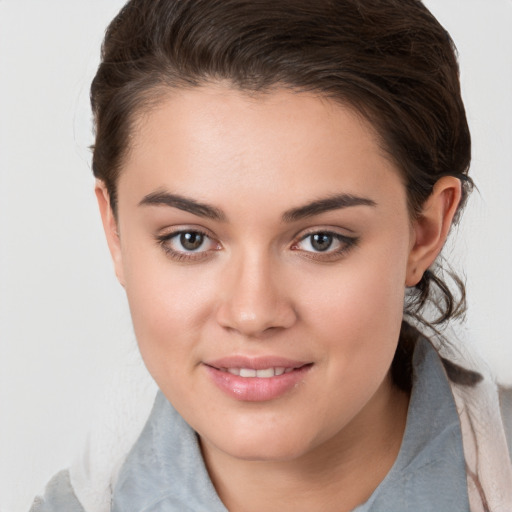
left=139, top=190, right=376, bottom=223
left=282, top=194, right=376, bottom=222
left=139, top=191, right=227, bottom=221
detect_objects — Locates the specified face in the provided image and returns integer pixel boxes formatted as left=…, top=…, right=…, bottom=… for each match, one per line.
left=102, top=84, right=418, bottom=463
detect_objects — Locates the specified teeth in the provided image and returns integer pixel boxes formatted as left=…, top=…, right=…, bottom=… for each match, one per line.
left=239, top=368, right=257, bottom=377
left=256, top=368, right=274, bottom=378
left=223, top=367, right=292, bottom=378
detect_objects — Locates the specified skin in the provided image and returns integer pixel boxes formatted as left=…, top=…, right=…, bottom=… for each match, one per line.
left=97, top=84, right=461, bottom=511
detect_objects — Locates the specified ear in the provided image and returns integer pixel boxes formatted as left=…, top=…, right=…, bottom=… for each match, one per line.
left=95, top=181, right=125, bottom=287
left=406, top=176, right=462, bottom=287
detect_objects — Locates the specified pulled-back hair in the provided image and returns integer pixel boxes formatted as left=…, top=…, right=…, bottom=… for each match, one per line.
left=90, top=0, right=473, bottom=385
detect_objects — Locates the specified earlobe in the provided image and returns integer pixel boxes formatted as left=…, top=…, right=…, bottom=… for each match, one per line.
left=406, top=176, right=462, bottom=287
left=95, top=181, right=125, bottom=287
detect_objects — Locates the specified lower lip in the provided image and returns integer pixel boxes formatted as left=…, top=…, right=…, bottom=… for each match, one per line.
left=204, top=365, right=312, bottom=402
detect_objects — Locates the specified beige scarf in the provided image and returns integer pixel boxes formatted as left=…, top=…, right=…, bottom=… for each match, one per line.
left=440, top=341, right=512, bottom=511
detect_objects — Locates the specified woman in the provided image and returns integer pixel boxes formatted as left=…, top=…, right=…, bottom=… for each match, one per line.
left=31, top=0, right=512, bottom=510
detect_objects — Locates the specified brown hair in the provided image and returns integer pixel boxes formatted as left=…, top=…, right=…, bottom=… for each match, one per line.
left=91, top=0, right=473, bottom=384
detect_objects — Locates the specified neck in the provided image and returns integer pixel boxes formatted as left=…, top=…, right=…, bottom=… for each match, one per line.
left=201, top=373, right=409, bottom=512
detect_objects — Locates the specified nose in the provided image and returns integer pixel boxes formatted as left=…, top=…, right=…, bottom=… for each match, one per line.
left=215, top=252, right=297, bottom=338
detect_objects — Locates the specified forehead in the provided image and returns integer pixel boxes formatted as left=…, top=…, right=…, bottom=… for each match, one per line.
left=119, top=84, right=405, bottom=214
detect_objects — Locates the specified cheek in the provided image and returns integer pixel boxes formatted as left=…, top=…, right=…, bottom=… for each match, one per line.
left=298, top=252, right=407, bottom=417
left=121, top=244, right=218, bottom=374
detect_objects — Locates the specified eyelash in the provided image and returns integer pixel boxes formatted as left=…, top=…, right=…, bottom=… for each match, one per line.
left=155, top=229, right=359, bottom=263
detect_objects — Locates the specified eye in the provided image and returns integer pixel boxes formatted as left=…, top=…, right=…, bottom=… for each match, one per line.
left=302, top=232, right=336, bottom=252
left=156, top=229, right=221, bottom=261
left=292, top=230, right=358, bottom=261
left=176, top=231, right=207, bottom=251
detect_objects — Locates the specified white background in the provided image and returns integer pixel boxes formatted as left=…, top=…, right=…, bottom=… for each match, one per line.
left=1, top=1, right=511, bottom=510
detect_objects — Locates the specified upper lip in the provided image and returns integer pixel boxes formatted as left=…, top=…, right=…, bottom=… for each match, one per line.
left=204, top=356, right=310, bottom=370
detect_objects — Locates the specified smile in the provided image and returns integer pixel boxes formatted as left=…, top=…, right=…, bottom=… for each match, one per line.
left=203, top=358, right=313, bottom=401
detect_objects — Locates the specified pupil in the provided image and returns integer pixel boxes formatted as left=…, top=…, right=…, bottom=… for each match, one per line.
left=311, top=233, right=332, bottom=251
left=180, top=232, right=203, bottom=251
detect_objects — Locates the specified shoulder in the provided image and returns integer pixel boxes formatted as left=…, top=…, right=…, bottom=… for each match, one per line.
left=30, top=470, right=85, bottom=512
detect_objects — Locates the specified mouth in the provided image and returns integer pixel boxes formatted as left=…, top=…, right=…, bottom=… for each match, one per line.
left=203, top=357, right=313, bottom=401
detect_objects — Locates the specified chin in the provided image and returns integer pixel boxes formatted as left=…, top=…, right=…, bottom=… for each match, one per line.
left=223, top=444, right=310, bottom=463
left=201, top=424, right=319, bottom=463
